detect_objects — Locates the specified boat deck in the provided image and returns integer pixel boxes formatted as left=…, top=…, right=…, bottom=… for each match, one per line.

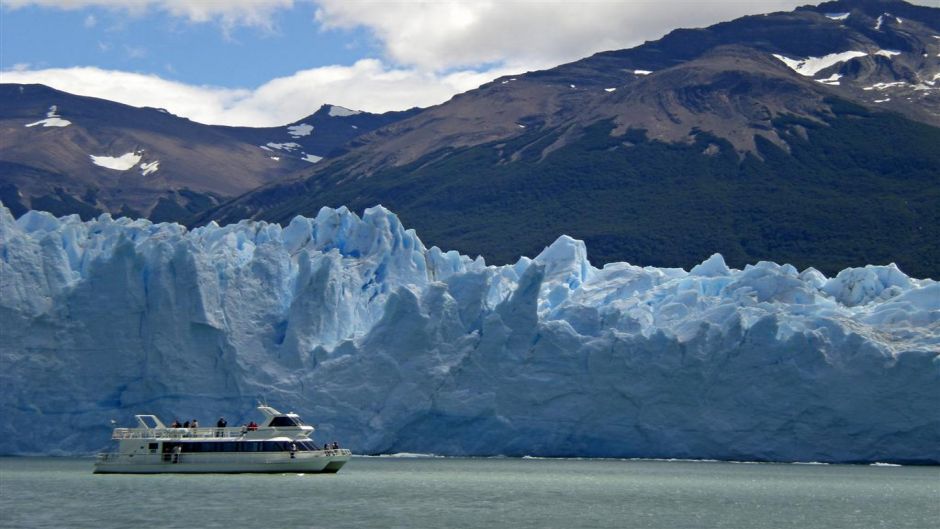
left=111, top=426, right=301, bottom=441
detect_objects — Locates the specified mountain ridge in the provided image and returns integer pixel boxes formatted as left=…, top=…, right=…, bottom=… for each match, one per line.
left=201, top=0, right=940, bottom=277
left=0, top=83, right=418, bottom=221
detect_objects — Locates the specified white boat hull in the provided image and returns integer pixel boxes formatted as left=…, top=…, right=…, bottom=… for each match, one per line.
left=94, top=450, right=351, bottom=474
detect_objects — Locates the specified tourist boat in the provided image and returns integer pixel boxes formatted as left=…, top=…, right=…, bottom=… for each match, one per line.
left=93, top=405, right=351, bottom=474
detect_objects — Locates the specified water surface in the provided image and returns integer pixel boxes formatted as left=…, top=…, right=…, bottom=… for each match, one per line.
left=1, top=457, right=937, bottom=528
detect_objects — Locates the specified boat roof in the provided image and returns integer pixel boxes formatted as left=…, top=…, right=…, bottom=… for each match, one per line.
left=131, top=404, right=308, bottom=431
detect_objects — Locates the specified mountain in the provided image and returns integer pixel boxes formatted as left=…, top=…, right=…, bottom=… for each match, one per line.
left=203, top=0, right=940, bottom=278
left=214, top=104, right=421, bottom=164
left=2, top=204, right=937, bottom=462
left=0, top=84, right=417, bottom=222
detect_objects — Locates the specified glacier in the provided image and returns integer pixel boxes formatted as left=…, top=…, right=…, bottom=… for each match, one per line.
left=1, top=204, right=938, bottom=463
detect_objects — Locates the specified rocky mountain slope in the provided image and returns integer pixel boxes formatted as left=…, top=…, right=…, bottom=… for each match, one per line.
left=215, top=104, right=420, bottom=164
left=0, top=84, right=416, bottom=221
left=204, top=0, right=940, bottom=278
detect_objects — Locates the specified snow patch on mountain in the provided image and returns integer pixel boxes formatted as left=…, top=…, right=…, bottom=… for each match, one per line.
left=25, top=105, right=71, bottom=128
left=773, top=51, right=867, bottom=77
left=0, top=204, right=937, bottom=462
left=89, top=151, right=142, bottom=171
left=139, top=160, right=159, bottom=176
left=266, top=142, right=301, bottom=151
left=873, top=14, right=899, bottom=31
left=864, top=81, right=908, bottom=90
left=817, top=73, right=843, bottom=86
left=301, top=154, right=323, bottom=163
left=328, top=105, right=361, bottom=117
left=825, top=13, right=850, bottom=21
left=875, top=49, right=901, bottom=58
left=287, top=123, right=314, bottom=138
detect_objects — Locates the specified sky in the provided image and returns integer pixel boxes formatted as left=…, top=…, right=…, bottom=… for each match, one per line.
left=1, top=1, right=931, bottom=127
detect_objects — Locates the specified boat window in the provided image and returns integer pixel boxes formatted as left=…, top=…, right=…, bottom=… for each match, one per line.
left=137, top=416, right=161, bottom=428
left=260, top=441, right=291, bottom=452
left=167, top=440, right=306, bottom=453
left=269, top=416, right=299, bottom=427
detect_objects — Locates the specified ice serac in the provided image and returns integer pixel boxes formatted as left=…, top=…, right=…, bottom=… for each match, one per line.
left=1, top=203, right=938, bottom=463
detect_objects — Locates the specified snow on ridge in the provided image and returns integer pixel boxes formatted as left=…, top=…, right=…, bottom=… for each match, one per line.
left=772, top=51, right=867, bottom=77
left=873, top=14, right=899, bottom=31
left=139, top=160, right=159, bottom=176
left=825, top=12, right=850, bottom=21
left=89, top=151, right=142, bottom=171
left=328, top=105, right=361, bottom=117
left=25, top=105, right=71, bottom=128
left=266, top=142, right=301, bottom=151
left=634, top=70, right=652, bottom=75
left=817, top=73, right=843, bottom=86
left=875, top=49, right=901, bottom=58
left=864, top=81, right=910, bottom=91
left=1, top=204, right=937, bottom=461
left=287, top=123, right=313, bottom=138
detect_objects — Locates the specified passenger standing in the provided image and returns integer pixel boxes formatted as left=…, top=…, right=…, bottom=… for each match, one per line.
left=216, top=417, right=227, bottom=437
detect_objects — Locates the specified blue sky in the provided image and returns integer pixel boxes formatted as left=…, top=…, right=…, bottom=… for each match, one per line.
left=4, top=1, right=925, bottom=127
left=2, top=3, right=375, bottom=87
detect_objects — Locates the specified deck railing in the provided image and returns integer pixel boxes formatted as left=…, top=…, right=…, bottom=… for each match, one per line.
left=111, top=426, right=268, bottom=440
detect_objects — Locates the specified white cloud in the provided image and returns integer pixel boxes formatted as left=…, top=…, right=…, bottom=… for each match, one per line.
left=83, top=14, right=96, bottom=28
left=7, top=1, right=938, bottom=127
left=1, top=61, right=519, bottom=126
left=7, top=1, right=939, bottom=64
left=313, top=0, right=815, bottom=71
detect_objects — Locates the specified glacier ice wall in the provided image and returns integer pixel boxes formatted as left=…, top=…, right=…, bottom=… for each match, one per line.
left=1, top=204, right=938, bottom=462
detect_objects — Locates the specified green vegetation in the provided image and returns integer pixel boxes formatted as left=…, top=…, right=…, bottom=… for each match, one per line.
left=250, top=103, right=940, bottom=278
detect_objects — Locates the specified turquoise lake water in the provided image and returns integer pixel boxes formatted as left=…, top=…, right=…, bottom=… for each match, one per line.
left=1, top=457, right=937, bottom=528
